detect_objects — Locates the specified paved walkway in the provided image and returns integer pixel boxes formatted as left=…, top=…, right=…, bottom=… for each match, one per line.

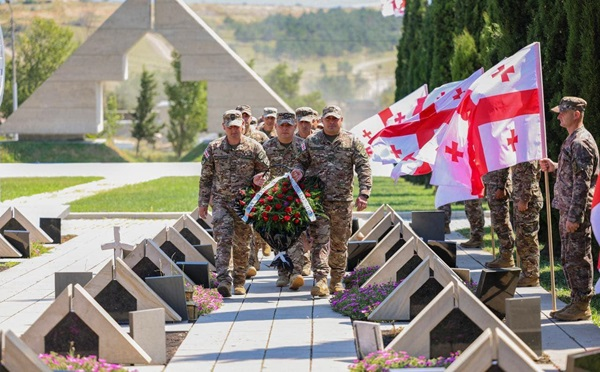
left=1, top=163, right=600, bottom=371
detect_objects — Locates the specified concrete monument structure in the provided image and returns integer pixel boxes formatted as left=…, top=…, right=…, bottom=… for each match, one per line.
left=0, top=0, right=291, bottom=139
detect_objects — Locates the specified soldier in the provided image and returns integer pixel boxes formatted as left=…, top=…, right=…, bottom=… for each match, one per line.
left=198, top=110, right=269, bottom=298
left=512, top=161, right=543, bottom=287
left=259, top=107, right=278, bottom=139
left=460, top=199, right=485, bottom=248
left=295, top=107, right=318, bottom=139
left=483, top=168, right=515, bottom=268
left=236, top=104, right=270, bottom=277
left=437, top=202, right=452, bottom=234
left=262, top=112, right=308, bottom=290
left=292, top=105, right=372, bottom=296
left=541, top=96, right=599, bottom=321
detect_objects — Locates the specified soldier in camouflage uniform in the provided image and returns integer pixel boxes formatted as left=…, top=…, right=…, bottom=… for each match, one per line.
left=293, top=105, right=372, bottom=297
left=484, top=168, right=515, bottom=268
left=541, top=97, right=599, bottom=321
left=437, top=202, right=452, bottom=234
left=262, top=112, right=308, bottom=290
left=461, top=199, right=485, bottom=247
left=511, top=161, right=543, bottom=287
left=236, top=104, right=270, bottom=277
left=259, top=107, right=278, bottom=139
left=198, top=110, right=270, bottom=298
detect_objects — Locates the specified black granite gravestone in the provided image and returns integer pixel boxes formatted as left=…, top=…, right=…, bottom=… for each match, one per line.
left=396, top=254, right=423, bottom=283
left=0, top=218, right=25, bottom=236
left=179, top=227, right=200, bottom=246
left=430, top=308, right=482, bottom=358
left=45, top=312, right=99, bottom=356
left=193, top=244, right=216, bottom=267
left=476, top=268, right=521, bottom=319
left=352, top=218, right=360, bottom=236
left=146, top=275, right=188, bottom=321
left=409, top=277, right=445, bottom=319
left=54, top=272, right=93, bottom=298
left=196, top=218, right=213, bottom=236
left=40, top=218, right=61, bottom=244
left=384, top=238, right=408, bottom=261
left=3, top=230, right=30, bottom=258
left=131, top=256, right=163, bottom=280
left=94, top=280, right=137, bottom=323
left=177, top=262, right=210, bottom=288
left=567, top=348, right=600, bottom=372
left=411, top=211, right=445, bottom=242
left=347, top=240, right=378, bottom=271
left=427, top=240, right=457, bottom=268
left=160, top=241, right=185, bottom=264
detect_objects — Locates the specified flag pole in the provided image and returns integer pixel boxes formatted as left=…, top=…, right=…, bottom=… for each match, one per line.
left=490, top=224, right=496, bottom=258
left=533, top=41, right=557, bottom=311
left=544, top=172, right=557, bottom=311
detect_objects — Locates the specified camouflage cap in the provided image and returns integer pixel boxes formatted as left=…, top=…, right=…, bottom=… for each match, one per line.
left=277, top=112, right=296, bottom=125
left=551, top=96, right=587, bottom=113
left=295, top=106, right=317, bottom=122
left=250, top=116, right=258, bottom=125
left=235, top=104, right=252, bottom=115
left=263, top=107, right=278, bottom=118
left=223, top=110, right=243, bottom=127
left=322, top=105, right=342, bottom=119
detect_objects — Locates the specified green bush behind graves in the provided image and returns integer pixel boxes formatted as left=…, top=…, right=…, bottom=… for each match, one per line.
left=0, top=177, right=103, bottom=201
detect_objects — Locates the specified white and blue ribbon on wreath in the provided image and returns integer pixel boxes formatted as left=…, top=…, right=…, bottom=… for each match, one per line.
left=242, top=172, right=317, bottom=223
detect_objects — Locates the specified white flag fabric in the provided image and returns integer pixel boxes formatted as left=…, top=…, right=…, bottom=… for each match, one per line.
left=381, top=0, right=405, bottom=17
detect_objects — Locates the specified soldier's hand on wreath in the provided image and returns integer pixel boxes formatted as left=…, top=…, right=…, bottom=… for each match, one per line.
left=540, top=158, right=556, bottom=172
left=291, top=168, right=303, bottom=182
left=566, top=220, right=580, bottom=233
left=494, top=188, right=506, bottom=200
left=356, top=195, right=368, bottom=211
left=517, top=200, right=528, bottom=212
left=198, top=205, right=208, bottom=219
left=253, top=172, right=266, bottom=187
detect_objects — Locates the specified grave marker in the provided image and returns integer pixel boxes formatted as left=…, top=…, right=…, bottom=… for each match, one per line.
left=566, top=348, right=600, bottom=372
left=349, top=204, right=389, bottom=241
left=145, top=275, right=188, bottom=321
left=54, top=272, right=94, bottom=298
left=356, top=219, right=420, bottom=270
left=84, top=258, right=182, bottom=322
left=3, top=230, right=30, bottom=258
left=0, top=207, right=51, bottom=243
left=1, top=330, right=51, bottom=372
left=130, top=308, right=166, bottom=364
left=476, top=268, right=521, bottom=318
left=153, top=226, right=214, bottom=270
left=427, top=240, right=456, bottom=268
left=505, top=297, right=542, bottom=356
left=352, top=321, right=384, bottom=360
left=0, top=233, right=22, bottom=258
left=21, top=284, right=151, bottom=365
left=411, top=211, right=445, bottom=242
left=101, top=226, right=135, bottom=280
left=39, top=218, right=61, bottom=244
left=173, top=214, right=217, bottom=254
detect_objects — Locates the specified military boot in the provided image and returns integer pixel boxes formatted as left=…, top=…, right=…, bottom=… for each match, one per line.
left=329, top=274, right=344, bottom=294
left=262, top=245, right=272, bottom=256
left=517, top=275, right=539, bottom=287
left=311, top=278, right=330, bottom=297
left=444, top=224, right=451, bottom=234
left=246, top=266, right=257, bottom=279
left=485, top=253, right=515, bottom=268
left=289, top=274, right=304, bottom=291
left=234, top=285, right=246, bottom=295
left=276, top=273, right=290, bottom=287
left=554, top=301, right=592, bottom=321
left=217, top=283, right=232, bottom=298
left=460, top=237, right=483, bottom=248
left=549, top=304, right=572, bottom=318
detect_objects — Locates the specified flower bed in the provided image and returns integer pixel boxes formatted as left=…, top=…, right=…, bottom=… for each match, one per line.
left=186, top=283, right=223, bottom=316
left=330, top=282, right=400, bottom=320
left=343, top=266, right=380, bottom=289
left=349, top=349, right=461, bottom=371
left=39, top=352, right=132, bottom=372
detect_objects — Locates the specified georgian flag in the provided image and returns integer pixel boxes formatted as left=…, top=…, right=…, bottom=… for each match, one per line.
left=591, top=176, right=600, bottom=292
left=369, top=69, right=483, bottom=179
left=466, top=42, right=546, bottom=194
left=350, top=84, right=427, bottom=156
left=381, top=0, right=405, bottom=17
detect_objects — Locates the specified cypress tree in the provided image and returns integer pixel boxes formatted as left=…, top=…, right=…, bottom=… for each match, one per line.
left=450, top=30, right=480, bottom=81
left=131, top=68, right=162, bottom=156
left=429, top=0, right=457, bottom=88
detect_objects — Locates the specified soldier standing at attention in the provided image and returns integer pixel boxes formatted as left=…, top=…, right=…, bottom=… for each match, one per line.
left=198, top=110, right=269, bottom=298
left=262, top=112, right=308, bottom=290
left=295, top=107, right=318, bottom=139
left=460, top=199, right=485, bottom=247
left=541, top=97, right=599, bottom=321
left=259, top=107, right=278, bottom=139
left=483, top=168, right=515, bottom=268
left=237, top=104, right=269, bottom=145
left=292, top=105, right=372, bottom=296
left=511, top=161, right=543, bottom=287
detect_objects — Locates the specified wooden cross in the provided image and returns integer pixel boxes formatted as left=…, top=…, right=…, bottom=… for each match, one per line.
left=101, top=226, right=135, bottom=279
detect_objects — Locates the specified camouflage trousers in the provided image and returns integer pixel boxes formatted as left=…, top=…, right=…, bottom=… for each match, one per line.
left=486, top=191, right=514, bottom=253
left=437, top=204, right=452, bottom=227
left=465, top=199, right=484, bottom=240
left=514, top=200, right=543, bottom=278
left=559, top=213, right=594, bottom=303
left=248, top=229, right=267, bottom=270
left=212, top=202, right=251, bottom=287
left=277, top=233, right=306, bottom=277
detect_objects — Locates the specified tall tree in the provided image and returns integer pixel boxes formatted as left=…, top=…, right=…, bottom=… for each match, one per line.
left=102, top=93, right=121, bottom=146
left=429, top=0, right=457, bottom=88
left=1, top=18, right=78, bottom=117
left=164, top=52, right=207, bottom=158
left=131, top=68, right=161, bottom=156
left=450, top=30, right=480, bottom=80
left=265, top=63, right=325, bottom=109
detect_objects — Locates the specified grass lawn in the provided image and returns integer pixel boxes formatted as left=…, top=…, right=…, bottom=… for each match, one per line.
left=457, top=226, right=600, bottom=327
left=0, top=177, right=103, bottom=201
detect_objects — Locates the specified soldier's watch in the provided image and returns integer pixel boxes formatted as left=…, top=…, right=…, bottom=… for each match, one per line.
left=359, top=194, right=369, bottom=200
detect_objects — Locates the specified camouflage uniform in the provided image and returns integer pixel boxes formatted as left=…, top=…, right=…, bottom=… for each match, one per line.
left=511, top=161, right=543, bottom=280
left=437, top=202, right=452, bottom=233
left=246, top=125, right=269, bottom=145
left=260, top=126, right=276, bottom=139
left=483, top=168, right=514, bottom=257
left=263, top=135, right=307, bottom=278
left=199, top=135, right=269, bottom=289
left=464, top=199, right=485, bottom=241
left=296, top=129, right=372, bottom=283
left=553, top=127, right=599, bottom=304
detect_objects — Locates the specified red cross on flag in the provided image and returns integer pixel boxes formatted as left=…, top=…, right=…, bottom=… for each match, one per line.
left=369, top=69, right=483, bottom=179
left=466, top=42, right=546, bottom=178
